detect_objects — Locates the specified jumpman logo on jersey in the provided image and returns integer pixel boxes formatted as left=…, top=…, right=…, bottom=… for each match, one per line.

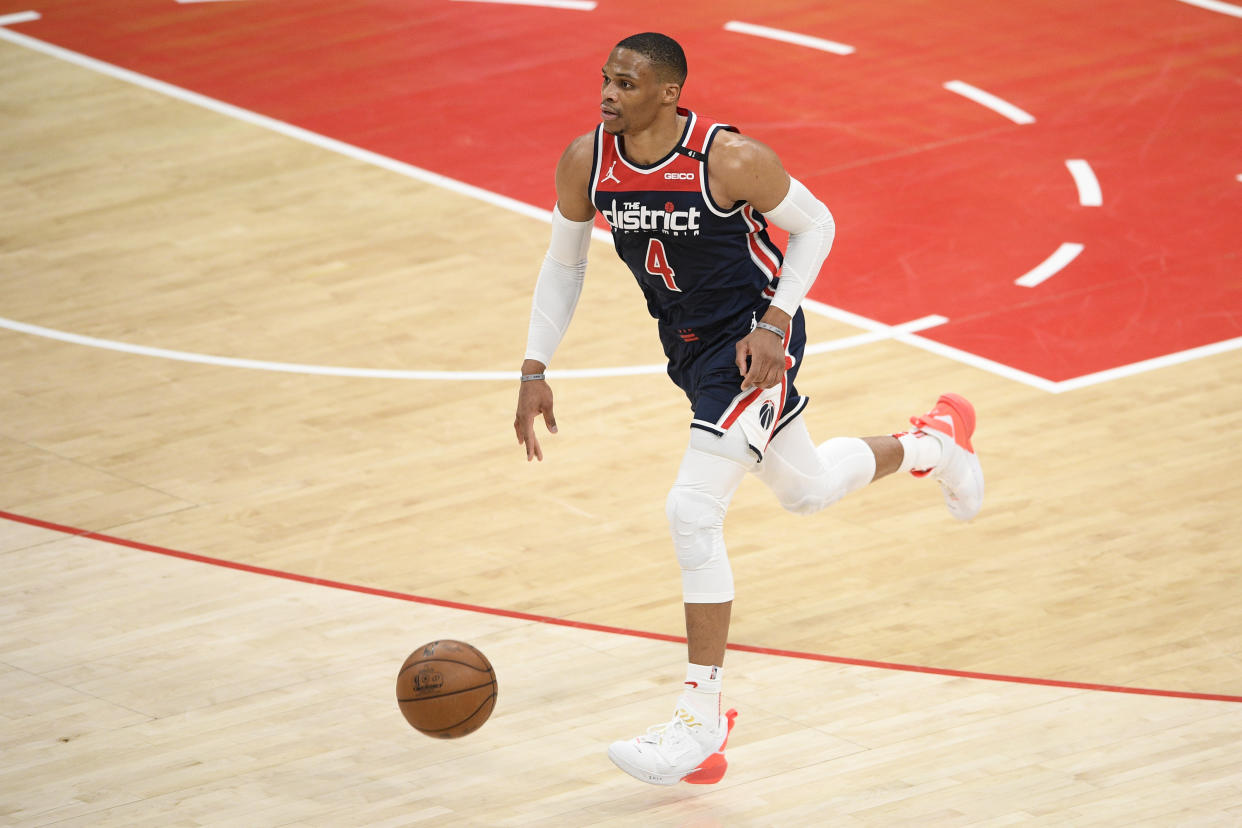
left=602, top=161, right=621, bottom=185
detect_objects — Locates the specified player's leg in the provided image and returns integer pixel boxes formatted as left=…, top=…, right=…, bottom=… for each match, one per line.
left=753, top=416, right=885, bottom=513
left=755, top=395, right=983, bottom=520
left=607, top=426, right=751, bottom=786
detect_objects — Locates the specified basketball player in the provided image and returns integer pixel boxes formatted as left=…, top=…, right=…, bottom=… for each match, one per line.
left=513, top=32, right=984, bottom=786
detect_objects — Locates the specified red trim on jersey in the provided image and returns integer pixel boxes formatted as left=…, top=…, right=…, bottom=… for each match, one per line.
left=595, top=126, right=703, bottom=193
left=685, top=109, right=716, bottom=154
left=743, top=205, right=782, bottom=278
left=720, top=387, right=764, bottom=431
left=766, top=329, right=792, bottom=451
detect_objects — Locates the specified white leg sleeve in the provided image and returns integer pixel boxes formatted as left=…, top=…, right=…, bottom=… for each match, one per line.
left=667, top=428, right=751, bottom=604
left=752, top=417, right=875, bottom=515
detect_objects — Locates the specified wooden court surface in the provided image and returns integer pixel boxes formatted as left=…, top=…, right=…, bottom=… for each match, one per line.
left=2, top=7, right=1242, bottom=826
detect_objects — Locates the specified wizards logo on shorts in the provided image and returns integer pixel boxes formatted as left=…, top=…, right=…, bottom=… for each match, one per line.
left=759, top=401, right=776, bottom=430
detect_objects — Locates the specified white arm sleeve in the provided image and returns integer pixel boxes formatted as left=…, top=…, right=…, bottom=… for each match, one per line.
left=523, top=206, right=594, bottom=366
left=762, top=177, right=835, bottom=317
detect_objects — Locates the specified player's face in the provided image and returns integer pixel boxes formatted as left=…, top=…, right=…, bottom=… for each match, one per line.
left=600, top=48, right=672, bottom=135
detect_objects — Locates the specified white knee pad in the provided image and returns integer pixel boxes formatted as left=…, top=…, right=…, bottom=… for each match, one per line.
left=666, top=437, right=748, bottom=604
left=667, top=483, right=734, bottom=603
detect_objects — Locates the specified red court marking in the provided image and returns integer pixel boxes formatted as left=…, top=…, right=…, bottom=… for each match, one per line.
left=3, top=0, right=1240, bottom=383
left=4, top=509, right=1240, bottom=704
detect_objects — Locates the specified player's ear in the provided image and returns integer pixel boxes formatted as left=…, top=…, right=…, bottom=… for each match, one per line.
left=662, top=82, right=681, bottom=105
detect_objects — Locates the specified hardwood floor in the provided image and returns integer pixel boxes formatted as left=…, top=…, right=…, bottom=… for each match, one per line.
left=2, top=31, right=1240, bottom=826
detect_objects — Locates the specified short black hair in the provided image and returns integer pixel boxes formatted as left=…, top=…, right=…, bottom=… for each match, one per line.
left=614, top=32, right=687, bottom=85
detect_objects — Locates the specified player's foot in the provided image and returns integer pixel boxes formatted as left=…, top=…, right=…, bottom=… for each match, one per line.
left=909, top=393, right=984, bottom=521
left=607, top=704, right=738, bottom=786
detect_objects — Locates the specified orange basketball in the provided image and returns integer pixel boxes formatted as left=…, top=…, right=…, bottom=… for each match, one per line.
left=395, top=640, right=497, bottom=738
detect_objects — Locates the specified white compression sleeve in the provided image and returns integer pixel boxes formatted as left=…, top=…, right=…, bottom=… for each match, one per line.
left=762, top=177, right=835, bottom=317
left=523, top=206, right=594, bottom=366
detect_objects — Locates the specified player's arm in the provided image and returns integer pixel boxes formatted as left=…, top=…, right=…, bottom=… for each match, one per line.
left=710, top=134, right=836, bottom=390
left=514, top=133, right=596, bottom=462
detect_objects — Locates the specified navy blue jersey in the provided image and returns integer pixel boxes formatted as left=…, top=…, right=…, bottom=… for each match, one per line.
left=589, top=108, right=784, bottom=345
left=587, top=108, right=808, bottom=451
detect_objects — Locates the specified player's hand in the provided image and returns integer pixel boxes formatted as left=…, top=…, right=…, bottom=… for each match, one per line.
left=514, top=376, right=557, bottom=462
left=736, top=324, right=787, bottom=391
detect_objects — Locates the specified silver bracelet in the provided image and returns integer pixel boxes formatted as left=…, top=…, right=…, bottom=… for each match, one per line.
left=520, top=373, right=546, bottom=382
left=754, top=320, right=785, bottom=338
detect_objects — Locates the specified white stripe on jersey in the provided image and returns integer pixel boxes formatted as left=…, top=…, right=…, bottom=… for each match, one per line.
left=589, top=126, right=605, bottom=204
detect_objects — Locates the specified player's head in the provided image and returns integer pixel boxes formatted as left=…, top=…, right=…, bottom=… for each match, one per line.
left=614, top=33, right=687, bottom=85
left=600, top=33, right=686, bottom=135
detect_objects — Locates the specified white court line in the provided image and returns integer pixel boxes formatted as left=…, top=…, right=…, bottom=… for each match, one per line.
left=880, top=328, right=1242, bottom=394
left=0, top=24, right=616, bottom=247
left=800, top=300, right=1053, bottom=393
left=723, top=21, right=855, bottom=55
left=1173, top=0, right=1242, bottom=18
left=944, top=80, right=1036, bottom=125
left=0, top=316, right=516, bottom=381
left=451, top=0, right=597, bottom=10
left=2, top=25, right=1232, bottom=394
left=0, top=10, right=39, bottom=25
left=0, top=313, right=942, bottom=381
left=802, top=311, right=946, bottom=355
left=0, top=25, right=572, bottom=233
left=1053, top=336, right=1242, bottom=392
left=1065, top=159, right=1102, bottom=206
left=1015, top=242, right=1085, bottom=287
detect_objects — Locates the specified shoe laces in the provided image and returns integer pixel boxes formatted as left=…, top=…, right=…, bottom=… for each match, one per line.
left=638, top=708, right=702, bottom=746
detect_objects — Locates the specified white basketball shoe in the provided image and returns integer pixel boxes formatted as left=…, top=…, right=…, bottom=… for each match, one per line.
left=909, top=393, right=984, bottom=521
left=607, top=704, right=738, bottom=785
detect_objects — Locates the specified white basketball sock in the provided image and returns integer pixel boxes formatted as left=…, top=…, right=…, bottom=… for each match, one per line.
left=680, top=663, right=723, bottom=722
left=896, top=431, right=942, bottom=474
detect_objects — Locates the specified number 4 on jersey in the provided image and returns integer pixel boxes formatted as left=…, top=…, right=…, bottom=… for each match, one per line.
left=645, top=238, right=682, bottom=292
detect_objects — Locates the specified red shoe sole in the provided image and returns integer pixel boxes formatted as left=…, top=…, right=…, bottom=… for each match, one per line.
left=683, top=708, right=737, bottom=785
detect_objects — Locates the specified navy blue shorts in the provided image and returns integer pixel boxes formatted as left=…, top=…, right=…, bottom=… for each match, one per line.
left=660, top=305, right=809, bottom=460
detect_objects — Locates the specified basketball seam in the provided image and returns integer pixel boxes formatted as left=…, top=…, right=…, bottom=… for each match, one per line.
left=411, top=695, right=497, bottom=735
left=397, top=658, right=494, bottom=678
left=397, top=680, right=497, bottom=703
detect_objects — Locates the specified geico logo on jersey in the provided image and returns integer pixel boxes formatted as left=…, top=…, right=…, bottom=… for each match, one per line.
left=663, top=172, right=695, bottom=180
left=602, top=199, right=702, bottom=234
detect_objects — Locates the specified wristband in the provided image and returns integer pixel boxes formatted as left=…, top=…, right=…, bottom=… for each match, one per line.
left=520, top=373, right=546, bottom=382
left=753, top=321, right=786, bottom=338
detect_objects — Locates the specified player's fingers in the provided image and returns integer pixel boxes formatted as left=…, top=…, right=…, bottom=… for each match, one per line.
left=752, top=358, right=779, bottom=389
left=763, top=371, right=780, bottom=389
left=542, top=406, right=558, bottom=435
left=514, top=415, right=535, bottom=459
left=735, top=341, right=750, bottom=378
left=741, top=362, right=761, bottom=391
left=763, top=356, right=781, bottom=387
left=518, top=418, right=539, bottom=461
